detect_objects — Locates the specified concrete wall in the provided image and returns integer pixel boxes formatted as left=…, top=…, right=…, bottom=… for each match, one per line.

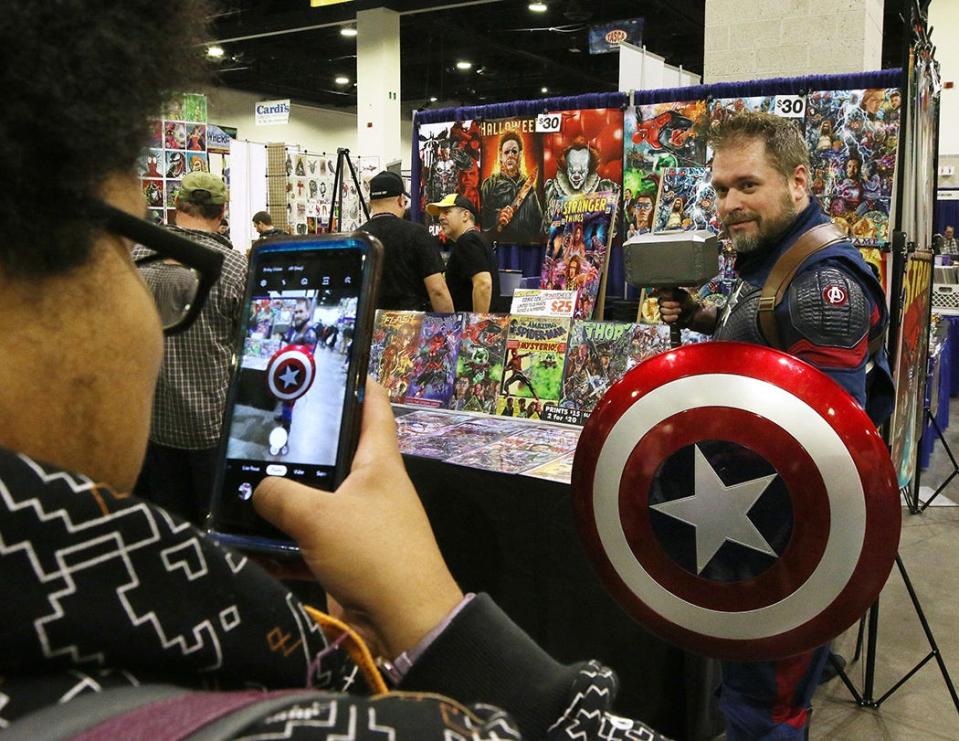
left=704, top=0, right=883, bottom=83
left=930, top=0, right=959, bottom=157
left=205, top=86, right=415, bottom=170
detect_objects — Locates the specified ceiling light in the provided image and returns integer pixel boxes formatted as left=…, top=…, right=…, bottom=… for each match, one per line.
left=529, top=2, right=548, bottom=11
left=456, top=60, right=472, bottom=70
left=429, top=96, right=438, bottom=102
left=207, top=45, right=225, bottom=58
left=541, top=87, right=549, bottom=94
left=334, top=76, right=350, bottom=85
left=340, top=26, right=357, bottom=37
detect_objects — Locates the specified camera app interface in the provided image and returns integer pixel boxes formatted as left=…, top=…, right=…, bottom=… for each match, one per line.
left=220, top=246, right=361, bottom=519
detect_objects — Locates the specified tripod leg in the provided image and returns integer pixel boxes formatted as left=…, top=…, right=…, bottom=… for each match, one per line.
left=342, top=150, right=370, bottom=222
left=862, top=601, right=880, bottom=706
left=328, top=151, right=343, bottom=233
left=919, top=410, right=959, bottom=512
left=892, top=555, right=959, bottom=713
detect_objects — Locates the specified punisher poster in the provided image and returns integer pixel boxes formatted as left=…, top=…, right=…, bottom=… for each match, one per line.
left=805, top=88, right=900, bottom=246
left=623, top=100, right=707, bottom=238
left=480, top=117, right=544, bottom=244
left=652, top=167, right=720, bottom=234
left=496, top=315, right=570, bottom=418
left=225, top=284, right=358, bottom=467
left=541, top=108, right=623, bottom=233
left=404, top=313, right=465, bottom=408
left=418, top=120, right=483, bottom=237
left=540, top=191, right=618, bottom=319
left=452, top=313, right=510, bottom=413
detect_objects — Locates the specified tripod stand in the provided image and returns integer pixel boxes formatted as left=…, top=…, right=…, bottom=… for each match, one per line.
left=326, top=148, right=369, bottom=233
left=830, top=556, right=959, bottom=713
left=909, top=404, right=959, bottom=512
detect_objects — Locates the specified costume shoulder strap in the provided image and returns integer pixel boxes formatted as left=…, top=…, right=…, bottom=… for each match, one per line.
left=757, top=222, right=847, bottom=350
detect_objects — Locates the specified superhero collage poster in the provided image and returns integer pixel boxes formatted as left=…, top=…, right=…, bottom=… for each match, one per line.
left=619, top=88, right=900, bottom=249
left=138, top=93, right=209, bottom=226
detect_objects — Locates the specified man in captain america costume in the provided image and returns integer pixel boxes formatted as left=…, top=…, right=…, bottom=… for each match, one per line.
left=660, top=111, right=894, bottom=740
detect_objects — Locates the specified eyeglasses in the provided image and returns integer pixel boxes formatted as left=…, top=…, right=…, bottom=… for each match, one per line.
left=92, top=202, right=224, bottom=335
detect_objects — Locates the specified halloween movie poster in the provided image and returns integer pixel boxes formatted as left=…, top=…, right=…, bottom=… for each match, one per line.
left=480, top=118, right=544, bottom=244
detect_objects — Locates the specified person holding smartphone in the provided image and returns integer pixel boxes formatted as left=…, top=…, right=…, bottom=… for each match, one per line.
left=0, top=3, right=665, bottom=739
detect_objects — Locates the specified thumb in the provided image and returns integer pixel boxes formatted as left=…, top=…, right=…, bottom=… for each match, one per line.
left=253, top=476, right=333, bottom=545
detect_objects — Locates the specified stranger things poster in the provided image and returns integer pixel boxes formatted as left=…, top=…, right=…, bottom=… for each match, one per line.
left=541, top=191, right=618, bottom=320
left=418, top=120, right=483, bottom=237
left=480, top=117, right=544, bottom=244
left=541, top=108, right=623, bottom=233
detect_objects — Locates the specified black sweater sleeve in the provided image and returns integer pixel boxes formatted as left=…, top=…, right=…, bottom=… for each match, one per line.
left=399, top=593, right=584, bottom=737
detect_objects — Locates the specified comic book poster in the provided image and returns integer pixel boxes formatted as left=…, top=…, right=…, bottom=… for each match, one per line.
left=505, top=425, right=582, bottom=457
left=142, top=179, right=163, bottom=208
left=524, top=451, right=576, bottom=483
left=187, top=151, right=208, bottom=173
left=164, top=180, right=181, bottom=208
left=148, top=121, right=163, bottom=149
left=165, top=150, right=187, bottom=179
left=889, top=252, right=932, bottom=489
left=541, top=108, right=623, bottom=234
left=185, top=124, right=206, bottom=151
left=137, top=150, right=163, bottom=179
left=652, top=167, right=719, bottom=233
left=544, top=321, right=669, bottom=425
left=451, top=313, right=510, bottom=413
left=181, top=93, right=208, bottom=123
left=496, top=315, right=570, bottom=418
left=706, top=96, right=805, bottom=158
left=369, top=310, right=424, bottom=402
left=805, top=87, right=900, bottom=246
left=540, top=192, right=618, bottom=319
left=395, top=410, right=472, bottom=437
left=623, top=100, right=707, bottom=240
left=418, top=120, right=483, bottom=237
left=164, top=121, right=187, bottom=150
left=479, top=117, right=544, bottom=243
left=404, top=314, right=465, bottom=408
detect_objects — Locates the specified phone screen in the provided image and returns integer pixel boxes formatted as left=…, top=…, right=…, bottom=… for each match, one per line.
left=211, top=236, right=377, bottom=550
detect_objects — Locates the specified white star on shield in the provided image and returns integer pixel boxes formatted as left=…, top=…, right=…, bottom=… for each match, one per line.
left=649, top=444, right=778, bottom=574
left=278, top=365, right=300, bottom=389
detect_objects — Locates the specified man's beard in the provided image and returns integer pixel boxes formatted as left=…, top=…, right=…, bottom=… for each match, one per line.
left=724, top=192, right=799, bottom=254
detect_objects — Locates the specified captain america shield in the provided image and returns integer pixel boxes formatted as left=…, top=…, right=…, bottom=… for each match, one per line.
left=572, top=341, right=900, bottom=661
left=266, top=345, right=316, bottom=402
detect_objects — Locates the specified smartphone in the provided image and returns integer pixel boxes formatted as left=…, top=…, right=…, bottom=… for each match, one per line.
left=208, top=232, right=382, bottom=555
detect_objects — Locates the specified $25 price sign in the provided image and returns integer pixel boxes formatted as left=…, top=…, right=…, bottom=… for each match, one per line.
left=511, top=289, right=577, bottom=318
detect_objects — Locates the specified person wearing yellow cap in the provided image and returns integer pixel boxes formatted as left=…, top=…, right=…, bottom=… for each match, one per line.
left=426, top=193, right=499, bottom=312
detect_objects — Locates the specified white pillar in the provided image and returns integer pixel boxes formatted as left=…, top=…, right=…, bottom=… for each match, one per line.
left=356, top=7, right=401, bottom=166
left=704, top=0, right=884, bottom=84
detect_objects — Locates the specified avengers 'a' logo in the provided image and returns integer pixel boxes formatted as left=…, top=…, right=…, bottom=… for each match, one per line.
left=572, top=342, right=900, bottom=661
left=266, top=345, right=316, bottom=402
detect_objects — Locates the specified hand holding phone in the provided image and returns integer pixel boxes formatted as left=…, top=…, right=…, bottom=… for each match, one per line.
left=253, top=381, right=464, bottom=660
left=209, top=233, right=381, bottom=554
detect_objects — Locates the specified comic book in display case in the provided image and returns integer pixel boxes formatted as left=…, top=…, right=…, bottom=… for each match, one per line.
left=372, top=309, right=709, bottom=482
left=138, top=93, right=209, bottom=225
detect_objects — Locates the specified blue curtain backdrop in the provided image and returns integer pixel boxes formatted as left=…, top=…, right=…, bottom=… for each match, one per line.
left=411, top=68, right=903, bottom=300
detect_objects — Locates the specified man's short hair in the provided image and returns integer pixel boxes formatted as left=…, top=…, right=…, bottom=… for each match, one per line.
left=252, top=211, right=272, bottom=225
left=175, top=197, right=225, bottom=221
left=708, top=112, right=810, bottom=180
left=0, top=1, right=211, bottom=276
left=500, top=130, right=523, bottom=152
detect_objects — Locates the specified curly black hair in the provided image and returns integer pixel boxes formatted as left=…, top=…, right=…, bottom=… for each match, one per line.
left=0, top=1, right=212, bottom=276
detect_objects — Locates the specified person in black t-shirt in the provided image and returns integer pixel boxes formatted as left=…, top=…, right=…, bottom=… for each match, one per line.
left=360, top=172, right=453, bottom=312
left=252, top=210, right=286, bottom=239
left=427, top=193, right=499, bottom=312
